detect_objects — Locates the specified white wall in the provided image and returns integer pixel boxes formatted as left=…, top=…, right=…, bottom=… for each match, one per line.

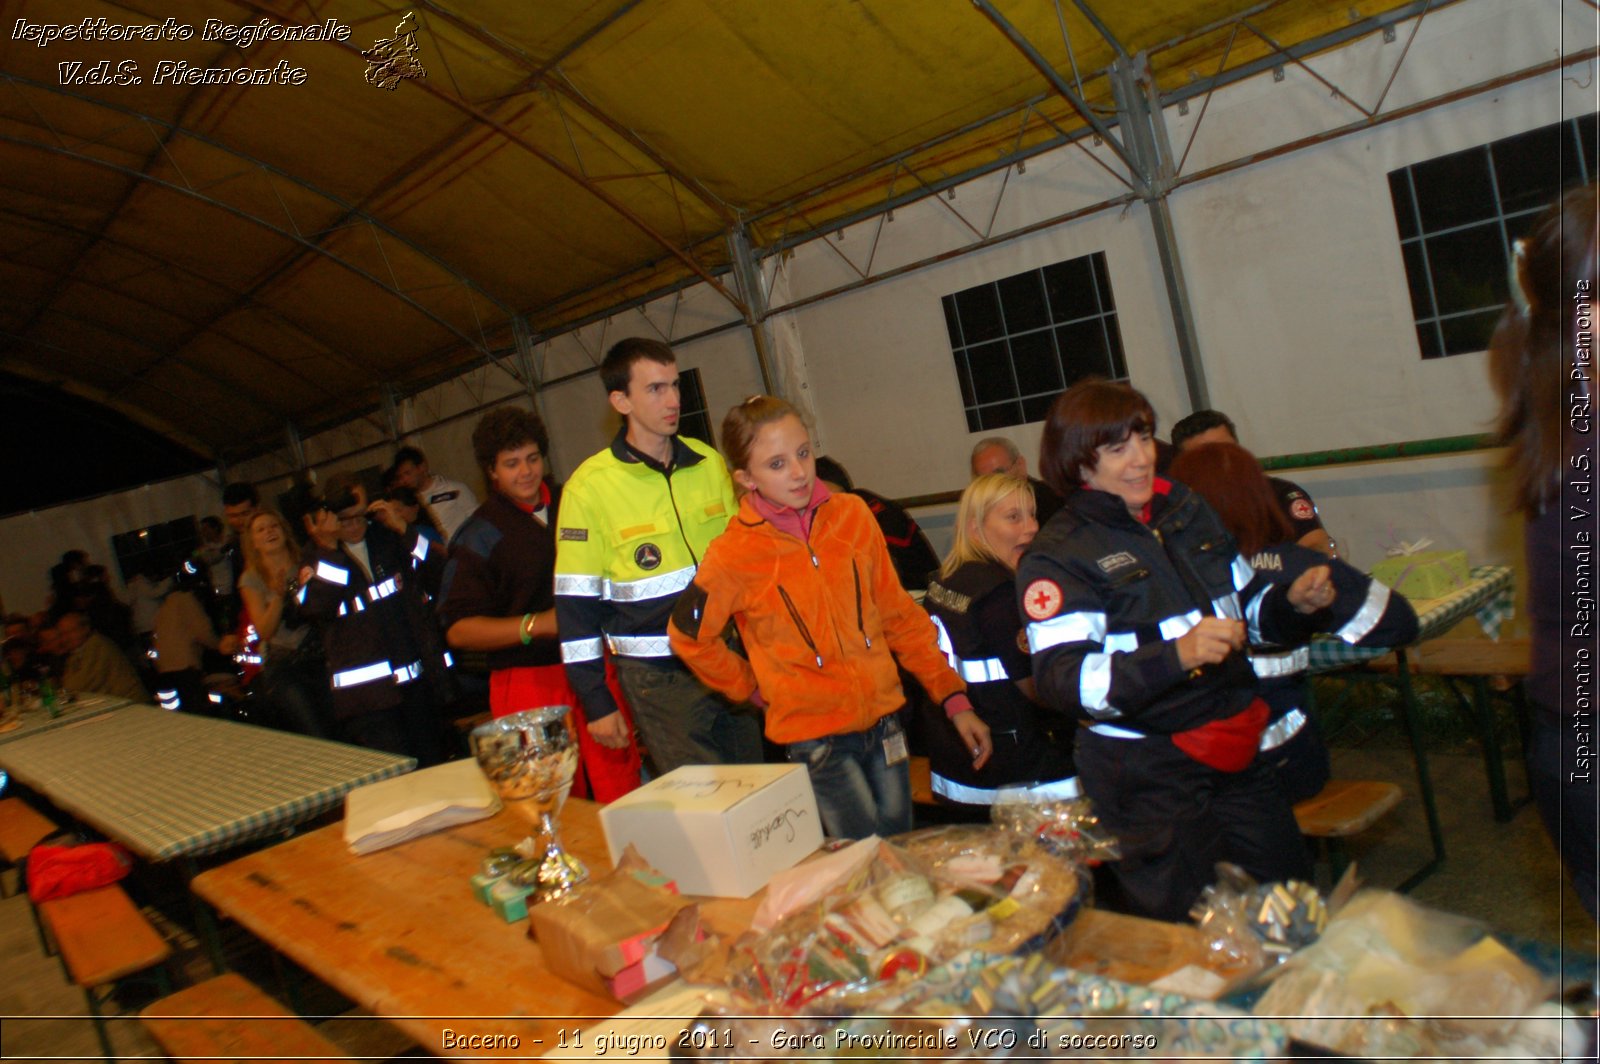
left=0, top=472, right=220, bottom=615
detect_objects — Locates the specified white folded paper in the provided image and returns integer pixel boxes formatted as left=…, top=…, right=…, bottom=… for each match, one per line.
left=343, top=758, right=501, bottom=854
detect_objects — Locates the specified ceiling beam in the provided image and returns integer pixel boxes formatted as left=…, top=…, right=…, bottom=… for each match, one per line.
left=0, top=133, right=498, bottom=383
left=970, top=0, right=1145, bottom=192
left=0, top=286, right=308, bottom=422
left=0, top=204, right=388, bottom=384
left=222, top=0, right=747, bottom=316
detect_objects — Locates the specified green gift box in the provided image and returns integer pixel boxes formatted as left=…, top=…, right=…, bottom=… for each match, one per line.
left=470, top=872, right=503, bottom=905
left=1370, top=550, right=1469, bottom=600
left=489, top=878, right=537, bottom=922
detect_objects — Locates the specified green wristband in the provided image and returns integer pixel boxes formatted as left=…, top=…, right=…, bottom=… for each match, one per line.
left=520, top=613, right=534, bottom=645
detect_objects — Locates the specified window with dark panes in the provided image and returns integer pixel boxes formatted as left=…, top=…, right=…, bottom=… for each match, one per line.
left=942, top=251, right=1127, bottom=432
left=676, top=367, right=714, bottom=447
left=1389, top=113, right=1598, bottom=358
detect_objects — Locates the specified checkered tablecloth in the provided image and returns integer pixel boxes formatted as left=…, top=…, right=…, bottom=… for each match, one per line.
left=0, top=694, right=134, bottom=747
left=0, top=705, right=414, bottom=860
left=1307, top=565, right=1514, bottom=673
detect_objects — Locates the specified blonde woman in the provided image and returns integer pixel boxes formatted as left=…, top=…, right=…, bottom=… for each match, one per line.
left=239, top=508, right=330, bottom=737
left=923, top=474, right=1077, bottom=817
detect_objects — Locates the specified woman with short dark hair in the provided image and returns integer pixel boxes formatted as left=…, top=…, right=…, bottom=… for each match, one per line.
left=1019, top=379, right=1333, bottom=919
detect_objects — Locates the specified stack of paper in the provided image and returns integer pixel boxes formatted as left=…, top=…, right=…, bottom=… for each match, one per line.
left=343, top=758, right=501, bottom=854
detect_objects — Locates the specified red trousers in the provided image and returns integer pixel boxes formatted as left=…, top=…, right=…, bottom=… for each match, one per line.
left=488, top=660, right=642, bottom=803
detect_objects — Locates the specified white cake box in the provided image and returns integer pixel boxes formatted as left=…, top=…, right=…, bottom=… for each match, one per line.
left=599, top=764, right=823, bottom=898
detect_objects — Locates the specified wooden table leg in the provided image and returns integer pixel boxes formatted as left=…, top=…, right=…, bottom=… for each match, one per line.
left=1393, top=649, right=1445, bottom=891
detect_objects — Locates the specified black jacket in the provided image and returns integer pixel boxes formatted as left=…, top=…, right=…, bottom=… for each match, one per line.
left=1247, top=542, right=1418, bottom=721
left=1017, top=478, right=1315, bottom=736
left=439, top=485, right=563, bottom=673
left=925, top=559, right=1075, bottom=796
left=299, top=522, right=449, bottom=719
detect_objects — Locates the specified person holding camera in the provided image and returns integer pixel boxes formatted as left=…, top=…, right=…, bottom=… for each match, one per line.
left=297, top=473, right=453, bottom=764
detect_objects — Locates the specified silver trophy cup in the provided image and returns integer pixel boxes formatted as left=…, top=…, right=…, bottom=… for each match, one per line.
left=469, top=705, right=588, bottom=903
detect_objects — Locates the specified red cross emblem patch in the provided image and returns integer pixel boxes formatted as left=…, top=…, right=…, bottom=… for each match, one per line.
left=1290, top=498, right=1315, bottom=521
left=1023, top=578, right=1063, bottom=621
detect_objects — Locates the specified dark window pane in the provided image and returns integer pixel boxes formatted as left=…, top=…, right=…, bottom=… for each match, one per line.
left=942, top=296, right=962, bottom=348
left=1415, top=321, right=1443, bottom=360
left=680, top=412, right=714, bottom=447
left=1503, top=209, right=1540, bottom=247
left=1043, top=257, right=1098, bottom=322
left=967, top=340, right=1014, bottom=405
left=966, top=408, right=983, bottom=433
left=1010, top=330, right=1062, bottom=396
left=1425, top=222, right=1508, bottom=316
left=1411, top=146, right=1495, bottom=232
left=1103, top=317, right=1128, bottom=379
left=1388, top=169, right=1417, bottom=240
left=954, top=350, right=975, bottom=408
left=1439, top=308, right=1503, bottom=357
left=979, top=402, right=1024, bottom=430
left=1493, top=123, right=1574, bottom=216
left=1021, top=392, right=1057, bottom=424
left=1090, top=253, right=1115, bottom=312
left=678, top=368, right=705, bottom=412
left=1400, top=240, right=1434, bottom=321
left=954, top=284, right=1004, bottom=343
left=1057, top=319, right=1109, bottom=382
left=997, top=272, right=1050, bottom=332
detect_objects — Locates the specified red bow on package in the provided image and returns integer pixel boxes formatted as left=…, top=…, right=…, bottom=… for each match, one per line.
left=27, top=841, right=134, bottom=902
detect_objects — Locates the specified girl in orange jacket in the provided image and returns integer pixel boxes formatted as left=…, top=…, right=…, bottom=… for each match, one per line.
left=668, top=396, right=990, bottom=839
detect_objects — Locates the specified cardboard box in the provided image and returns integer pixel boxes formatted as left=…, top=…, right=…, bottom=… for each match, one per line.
left=527, top=868, right=694, bottom=998
left=599, top=764, right=823, bottom=898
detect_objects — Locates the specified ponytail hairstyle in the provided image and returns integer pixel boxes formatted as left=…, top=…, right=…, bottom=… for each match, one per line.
left=720, top=395, right=803, bottom=492
left=1489, top=184, right=1599, bottom=515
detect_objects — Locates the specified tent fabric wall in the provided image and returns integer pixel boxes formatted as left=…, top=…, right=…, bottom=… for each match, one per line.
left=0, top=471, right=220, bottom=616
left=223, top=0, right=1575, bottom=634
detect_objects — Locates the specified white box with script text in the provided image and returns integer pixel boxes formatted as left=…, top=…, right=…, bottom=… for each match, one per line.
left=599, top=764, right=822, bottom=898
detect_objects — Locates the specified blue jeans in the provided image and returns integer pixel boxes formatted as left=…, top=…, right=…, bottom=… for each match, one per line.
left=614, top=658, right=763, bottom=775
left=786, top=713, right=911, bottom=840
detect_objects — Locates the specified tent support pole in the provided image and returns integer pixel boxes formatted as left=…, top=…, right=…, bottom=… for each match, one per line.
left=727, top=226, right=778, bottom=397
left=1110, top=55, right=1209, bottom=411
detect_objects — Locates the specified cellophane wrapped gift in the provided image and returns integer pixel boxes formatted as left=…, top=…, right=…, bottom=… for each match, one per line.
left=681, top=951, right=1286, bottom=1059
left=1253, top=890, right=1584, bottom=1060
left=1188, top=862, right=1328, bottom=980
left=989, top=789, right=1120, bottom=908
left=695, top=829, right=1081, bottom=1018
left=1370, top=549, right=1470, bottom=600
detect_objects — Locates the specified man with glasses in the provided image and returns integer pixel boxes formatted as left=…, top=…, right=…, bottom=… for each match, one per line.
left=297, top=474, right=453, bottom=763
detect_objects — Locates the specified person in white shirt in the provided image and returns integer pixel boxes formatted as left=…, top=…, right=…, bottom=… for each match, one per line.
left=391, top=445, right=479, bottom=542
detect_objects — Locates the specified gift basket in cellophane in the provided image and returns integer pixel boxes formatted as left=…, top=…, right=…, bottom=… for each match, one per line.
left=668, top=800, right=1286, bottom=1059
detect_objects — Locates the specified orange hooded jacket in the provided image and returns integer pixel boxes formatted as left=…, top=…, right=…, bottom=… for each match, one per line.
left=668, top=490, right=964, bottom=745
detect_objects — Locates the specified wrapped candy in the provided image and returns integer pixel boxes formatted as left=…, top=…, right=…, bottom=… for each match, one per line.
left=1189, top=863, right=1328, bottom=978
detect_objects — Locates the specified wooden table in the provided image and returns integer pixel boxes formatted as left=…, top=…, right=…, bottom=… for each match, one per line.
left=0, top=706, right=413, bottom=861
left=0, top=693, right=134, bottom=748
left=191, top=799, right=761, bottom=1058
left=1304, top=565, right=1516, bottom=891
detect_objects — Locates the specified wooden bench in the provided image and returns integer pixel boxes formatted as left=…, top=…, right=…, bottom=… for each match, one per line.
left=142, top=972, right=349, bottom=1063
left=0, top=796, right=59, bottom=883
left=1369, top=637, right=1532, bottom=821
left=0, top=797, right=61, bottom=954
left=38, top=884, right=172, bottom=1060
left=1293, top=779, right=1403, bottom=886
